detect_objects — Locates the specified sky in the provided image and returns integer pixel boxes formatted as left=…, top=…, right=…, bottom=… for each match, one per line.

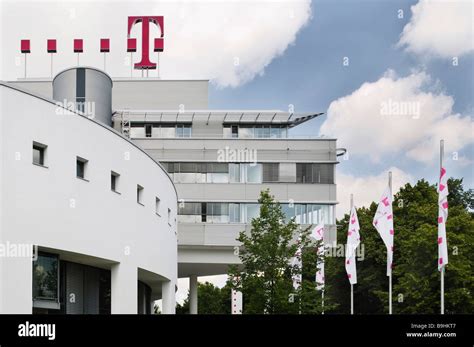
left=1, top=0, right=472, bottom=305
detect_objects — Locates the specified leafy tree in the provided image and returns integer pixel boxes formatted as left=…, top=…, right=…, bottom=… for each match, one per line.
left=325, top=178, right=474, bottom=314
left=228, top=189, right=325, bottom=314
left=176, top=282, right=231, bottom=314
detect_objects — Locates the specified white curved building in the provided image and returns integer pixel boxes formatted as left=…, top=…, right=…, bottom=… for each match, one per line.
left=0, top=68, right=178, bottom=314
left=4, top=66, right=339, bottom=315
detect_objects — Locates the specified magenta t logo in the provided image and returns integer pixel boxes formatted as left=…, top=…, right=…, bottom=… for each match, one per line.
left=127, top=16, right=164, bottom=70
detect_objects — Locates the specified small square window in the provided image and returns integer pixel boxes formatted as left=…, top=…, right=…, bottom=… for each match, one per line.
left=167, top=208, right=171, bottom=225
left=76, top=157, right=88, bottom=179
left=32, top=142, right=47, bottom=166
left=137, top=185, right=144, bottom=205
left=111, top=171, right=120, bottom=193
left=155, top=197, right=161, bottom=215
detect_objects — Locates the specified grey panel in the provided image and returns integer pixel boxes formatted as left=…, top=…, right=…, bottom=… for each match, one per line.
left=84, top=267, right=100, bottom=314
left=66, top=262, right=84, bottom=314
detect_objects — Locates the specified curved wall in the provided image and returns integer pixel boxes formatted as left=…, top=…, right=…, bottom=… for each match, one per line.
left=0, top=82, right=177, bottom=313
left=53, top=67, right=113, bottom=126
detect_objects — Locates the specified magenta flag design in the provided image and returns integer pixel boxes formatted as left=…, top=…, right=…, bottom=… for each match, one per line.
left=373, top=186, right=394, bottom=276
left=291, top=234, right=302, bottom=290
left=312, top=224, right=325, bottom=289
left=345, top=207, right=360, bottom=285
left=438, top=167, right=449, bottom=271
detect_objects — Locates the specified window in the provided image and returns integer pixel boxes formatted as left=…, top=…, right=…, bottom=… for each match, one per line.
left=223, top=125, right=288, bottom=138
left=207, top=203, right=230, bottom=223
left=32, top=142, right=47, bottom=166
left=244, top=163, right=263, bottom=183
left=145, top=124, right=153, bottom=138
left=176, top=124, right=192, bottom=138
left=263, top=163, right=279, bottom=182
left=130, top=127, right=145, bottom=138
left=111, top=171, right=120, bottom=193
left=137, top=185, right=144, bottom=205
left=296, top=164, right=334, bottom=184
left=33, top=253, right=59, bottom=304
left=155, top=197, right=161, bottom=215
left=178, top=202, right=201, bottom=222
left=161, top=125, right=175, bottom=138
left=76, top=157, right=88, bottom=180
left=206, top=163, right=229, bottom=183
left=229, top=163, right=241, bottom=183
left=167, top=208, right=172, bottom=225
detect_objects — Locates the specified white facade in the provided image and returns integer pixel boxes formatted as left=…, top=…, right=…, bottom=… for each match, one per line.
left=5, top=71, right=340, bottom=315
left=0, top=81, right=178, bottom=314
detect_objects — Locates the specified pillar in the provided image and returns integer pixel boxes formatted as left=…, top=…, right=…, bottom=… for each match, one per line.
left=111, top=263, right=137, bottom=314
left=162, top=279, right=176, bottom=314
left=189, top=275, right=198, bottom=314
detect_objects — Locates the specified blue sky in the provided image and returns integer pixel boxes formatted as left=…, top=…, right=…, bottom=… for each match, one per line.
left=209, top=0, right=473, bottom=204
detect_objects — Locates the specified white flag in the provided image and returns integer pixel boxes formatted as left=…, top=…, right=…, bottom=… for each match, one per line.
left=438, top=167, right=449, bottom=271
left=345, top=207, right=360, bottom=285
left=373, top=186, right=394, bottom=276
left=311, top=224, right=325, bottom=289
left=291, top=234, right=302, bottom=289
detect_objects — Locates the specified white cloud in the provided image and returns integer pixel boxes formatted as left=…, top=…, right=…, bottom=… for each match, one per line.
left=1, top=0, right=312, bottom=87
left=320, top=70, right=473, bottom=164
left=398, top=0, right=474, bottom=58
left=336, top=167, right=413, bottom=219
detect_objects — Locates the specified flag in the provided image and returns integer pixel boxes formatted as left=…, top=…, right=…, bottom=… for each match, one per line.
left=311, top=224, right=325, bottom=289
left=291, top=233, right=302, bottom=289
left=373, top=186, right=394, bottom=276
left=345, top=207, right=360, bottom=285
left=438, top=167, right=449, bottom=271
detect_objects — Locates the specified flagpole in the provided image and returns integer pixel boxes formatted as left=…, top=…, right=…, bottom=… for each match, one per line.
left=440, top=140, right=445, bottom=315
left=388, top=171, right=393, bottom=315
left=350, top=193, right=354, bottom=315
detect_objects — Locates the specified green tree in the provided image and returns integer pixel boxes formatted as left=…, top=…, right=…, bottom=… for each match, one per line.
left=325, top=178, right=474, bottom=314
left=175, top=281, right=231, bottom=314
left=228, top=189, right=324, bottom=314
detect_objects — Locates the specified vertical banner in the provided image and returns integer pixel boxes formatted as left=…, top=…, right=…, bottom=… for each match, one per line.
left=231, top=289, right=242, bottom=314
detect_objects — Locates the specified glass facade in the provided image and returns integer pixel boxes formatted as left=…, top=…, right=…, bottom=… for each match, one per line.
left=162, top=162, right=335, bottom=185
left=33, top=253, right=59, bottom=303
left=33, top=253, right=112, bottom=314
left=130, top=124, right=192, bottom=138
left=178, top=202, right=335, bottom=225
left=223, top=125, right=288, bottom=138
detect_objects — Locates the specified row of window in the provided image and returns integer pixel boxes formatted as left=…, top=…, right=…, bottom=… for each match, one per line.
left=161, top=162, right=334, bottom=184
left=130, top=124, right=192, bottom=138
left=223, top=125, right=288, bottom=139
left=128, top=123, right=289, bottom=139
left=32, top=141, right=173, bottom=224
left=178, top=202, right=334, bottom=225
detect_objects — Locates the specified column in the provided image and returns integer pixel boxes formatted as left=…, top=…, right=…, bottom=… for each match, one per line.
left=189, top=275, right=198, bottom=314
left=162, top=279, right=176, bottom=314
left=111, top=263, right=137, bottom=314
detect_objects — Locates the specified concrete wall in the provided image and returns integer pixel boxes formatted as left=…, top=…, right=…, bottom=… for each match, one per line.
left=112, top=79, right=208, bottom=110
left=7, top=78, right=209, bottom=111
left=0, top=83, right=178, bottom=314
left=133, top=138, right=338, bottom=163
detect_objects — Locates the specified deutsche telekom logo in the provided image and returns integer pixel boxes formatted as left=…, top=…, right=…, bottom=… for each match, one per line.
left=20, top=16, right=164, bottom=71
left=127, top=16, right=164, bottom=70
